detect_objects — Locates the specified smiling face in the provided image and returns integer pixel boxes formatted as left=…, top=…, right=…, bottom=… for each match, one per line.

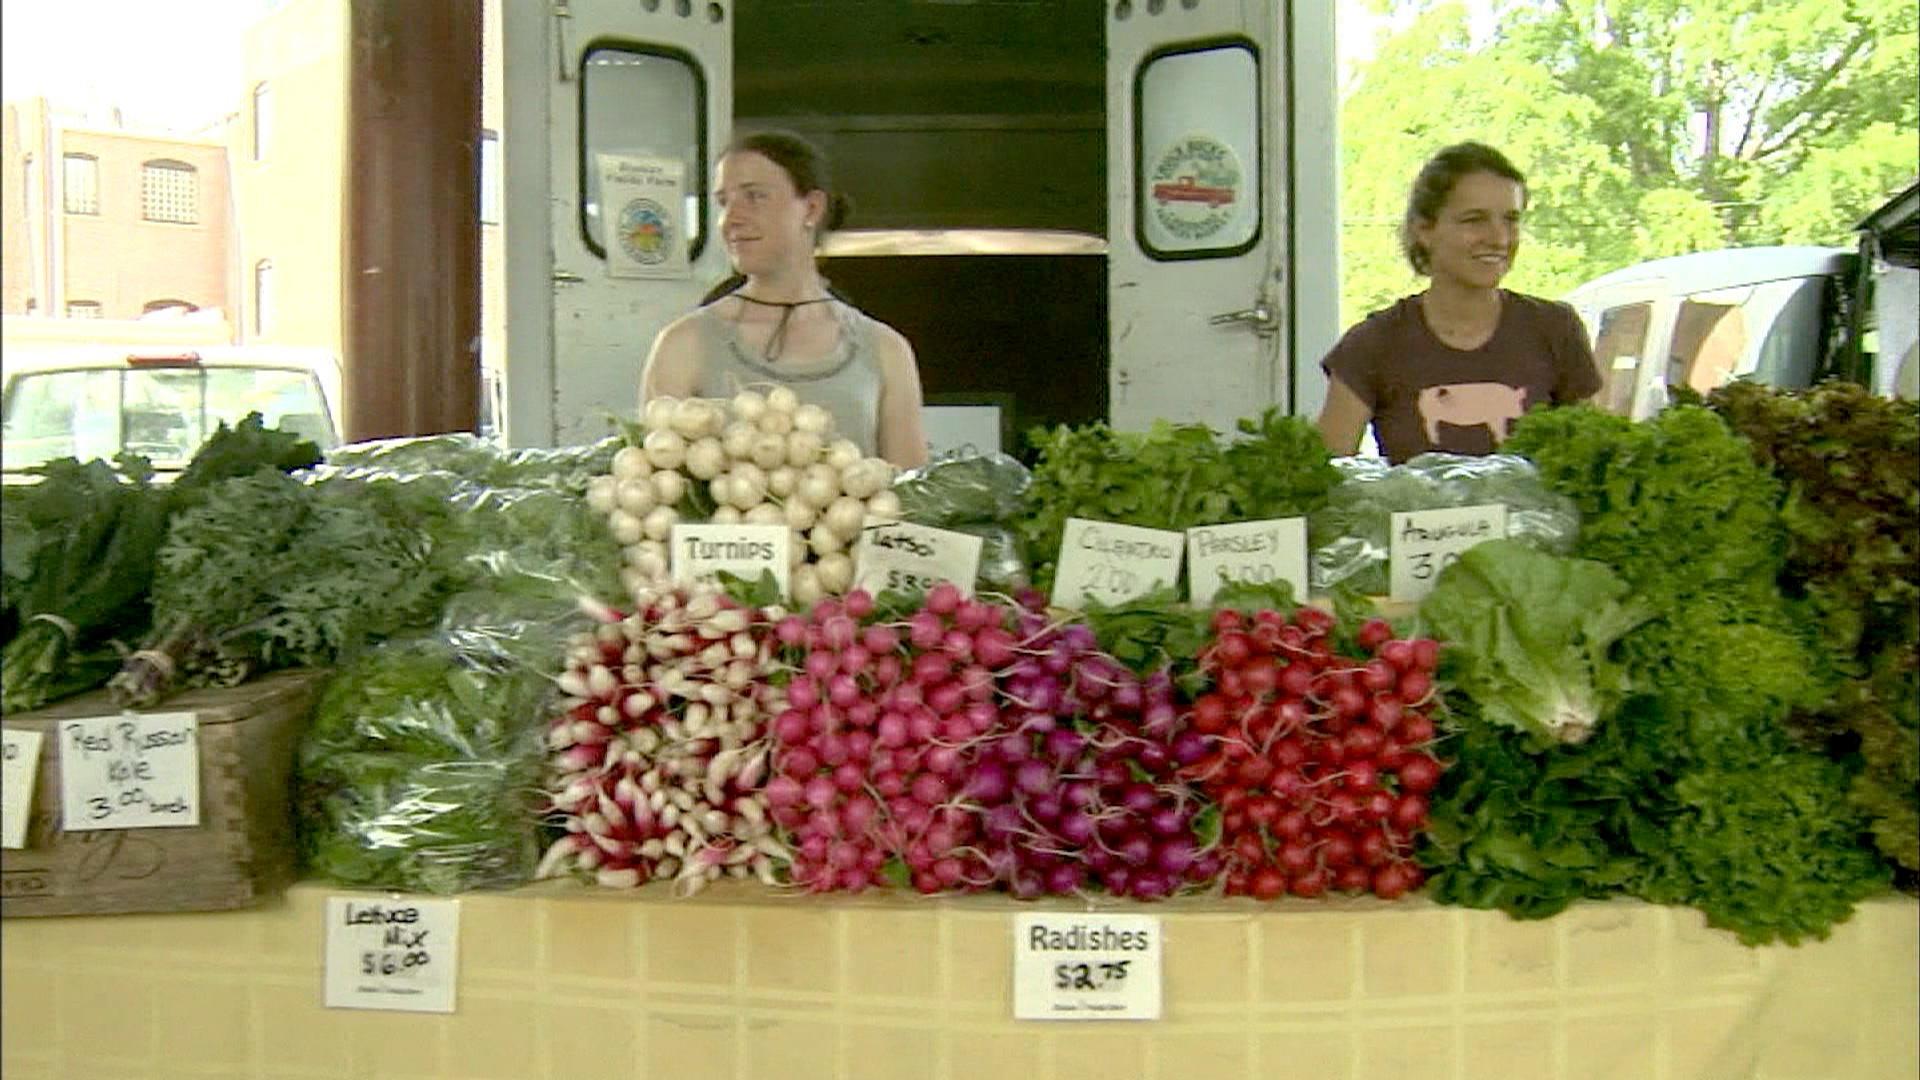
left=715, top=150, right=825, bottom=277
left=1414, top=170, right=1527, bottom=290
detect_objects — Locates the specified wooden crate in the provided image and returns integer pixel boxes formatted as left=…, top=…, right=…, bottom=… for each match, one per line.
left=1, top=669, right=324, bottom=917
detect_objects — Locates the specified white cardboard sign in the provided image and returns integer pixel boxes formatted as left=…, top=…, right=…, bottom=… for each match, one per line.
left=57, top=713, right=200, bottom=831
left=1388, top=504, right=1508, bottom=602
left=1051, top=519, right=1184, bottom=610
left=1012, top=913, right=1163, bottom=1021
left=670, top=524, right=792, bottom=600
left=3, top=728, right=44, bottom=848
left=853, top=519, right=984, bottom=598
left=324, top=896, right=461, bottom=1013
left=1185, top=518, right=1309, bottom=606
left=597, top=153, right=689, bottom=280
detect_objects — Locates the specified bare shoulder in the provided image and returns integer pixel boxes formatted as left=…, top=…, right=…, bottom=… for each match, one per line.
left=643, top=310, right=710, bottom=396
left=863, top=314, right=918, bottom=375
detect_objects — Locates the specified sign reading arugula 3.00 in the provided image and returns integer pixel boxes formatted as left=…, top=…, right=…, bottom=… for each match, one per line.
left=671, top=524, right=791, bottom=600
left=853, top=520, right=983, bottom=599
left=1051, top=519, right=1185, bottom=609
left=1185, top=518, right=1309, bottom=606
left=1388, top=504, right=1507, bottom=603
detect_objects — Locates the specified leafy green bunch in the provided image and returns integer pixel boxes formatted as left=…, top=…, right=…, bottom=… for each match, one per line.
left=1685, top=380, right=1920, bottom=878
left=1424, top=404, right=1891, bottom=943
left=1018, top=409, right=1338, bottom=591
left=295, top=631, right=553, bottom=894
left=2, top=414, right=322, bottom=713
left=1504, top=404, right=1788, bottom=606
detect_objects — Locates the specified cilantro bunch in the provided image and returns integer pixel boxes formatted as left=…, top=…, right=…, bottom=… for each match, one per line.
left=1018, top=409, right=1338, bottom=591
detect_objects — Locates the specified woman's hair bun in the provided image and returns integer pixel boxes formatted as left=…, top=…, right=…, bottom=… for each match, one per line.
left=825, top=192, right=853, bottom=232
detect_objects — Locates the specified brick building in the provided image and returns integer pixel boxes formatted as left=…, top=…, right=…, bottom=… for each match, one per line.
left=2, top=97, right=232, bottom=323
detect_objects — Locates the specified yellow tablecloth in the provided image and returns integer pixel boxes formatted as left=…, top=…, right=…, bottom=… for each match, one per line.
left=2, top=882, right=1913, bottom=1080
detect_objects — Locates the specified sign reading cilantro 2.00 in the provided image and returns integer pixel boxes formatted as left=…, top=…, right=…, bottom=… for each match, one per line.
left=1051, top=519, right=1184, bottom=609
left=1012, top=913, right=1162, bottom=1020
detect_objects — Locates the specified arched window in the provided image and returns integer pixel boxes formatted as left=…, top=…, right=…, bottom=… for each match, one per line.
left=254, top=259, right=275, bottom=336
left=253, top=82, right=272, bottom=162
left=62, top=153, right=98, bottom=214
left=141, top=160, right=199, bottom=223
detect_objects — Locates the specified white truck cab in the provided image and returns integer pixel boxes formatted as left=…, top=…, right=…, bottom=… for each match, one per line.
left=1, top=345, right=343, bottom=477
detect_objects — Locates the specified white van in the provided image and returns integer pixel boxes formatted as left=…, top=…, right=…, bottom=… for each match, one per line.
left=0, top=345, right=343, bottom=476
left=1563, top=246, right=1854, bottom=419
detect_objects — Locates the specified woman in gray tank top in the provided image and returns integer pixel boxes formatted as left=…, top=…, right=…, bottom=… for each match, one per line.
left=641, top=131, right=929, bottom=468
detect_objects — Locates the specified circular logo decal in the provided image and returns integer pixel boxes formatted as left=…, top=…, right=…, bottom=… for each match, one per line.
left=616, top=198, right=672, bottom=265
left=1149, top=133, right=1242, bottom=243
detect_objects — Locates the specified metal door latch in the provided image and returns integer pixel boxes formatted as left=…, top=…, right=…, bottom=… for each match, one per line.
left=1210, top=299, right=1278, bottom=337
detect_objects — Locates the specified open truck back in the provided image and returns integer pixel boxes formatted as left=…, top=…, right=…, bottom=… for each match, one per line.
left=488, top=1, right=1342, bottom=452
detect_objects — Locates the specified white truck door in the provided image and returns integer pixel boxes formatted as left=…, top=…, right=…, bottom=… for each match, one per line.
left=499, top=1, right=732, bottom=447
left=1106, top=1, right=1339, bottom=432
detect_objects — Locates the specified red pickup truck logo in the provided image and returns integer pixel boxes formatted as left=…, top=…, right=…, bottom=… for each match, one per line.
left=1152, top=175, right=1235, bottom=208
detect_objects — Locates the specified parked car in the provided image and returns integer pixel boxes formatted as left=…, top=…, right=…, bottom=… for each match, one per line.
left=1, top=345, right=343, bottom=478
left=1563, top=246, right=1855, bottom=419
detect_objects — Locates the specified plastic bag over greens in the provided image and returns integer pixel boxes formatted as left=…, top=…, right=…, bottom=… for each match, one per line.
left=891, top=451, right=1032, bottom=527
left=890, top=452, right=1034, bottom=592
left=294, top=590, right=582, bottom=894
left=1309, top=452, right=1579, bottom=595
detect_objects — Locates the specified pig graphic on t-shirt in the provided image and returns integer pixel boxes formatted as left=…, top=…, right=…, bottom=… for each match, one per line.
left=1417, top=383, right=1529, bottom=446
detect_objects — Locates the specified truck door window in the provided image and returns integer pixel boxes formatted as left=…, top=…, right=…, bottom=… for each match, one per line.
left=579, top=44, right=705, bottom=262
left=1134, top=38, right=1260, bottom=260
left=1592, top=302, right=1652, bottom=415
left=1669, top=299, right=1747, bottom=394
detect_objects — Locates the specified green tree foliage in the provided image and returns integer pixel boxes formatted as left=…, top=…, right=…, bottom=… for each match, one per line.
left=1338, top=0, right=1919, bottom=325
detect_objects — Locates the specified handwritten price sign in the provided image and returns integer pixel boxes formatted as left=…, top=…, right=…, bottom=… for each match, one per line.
left=324, top=897, right=460, bottom=1013
left=1185, top=518, right=1309, bottom=606
left=853, top=520, right=984, bottom=599
left=1051, top=519, right=1184, bottom=610
left=3, top=729, right=44, bottom=848
left=1012, top=913, right=1163, bottom=1020
left=1388, top=504, right=1508, bottom=602
left=57, top=714, right=200, bottom=831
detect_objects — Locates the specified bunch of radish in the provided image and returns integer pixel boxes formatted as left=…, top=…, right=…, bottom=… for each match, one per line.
left=1185, top=606, right=1445, bottom=901
left=969, top=595, right=1223, bottom=900
left=764, top=583, right=1009, bottom=894
left=585, top=388, right=903, bottom=604
left=535, top=585, right=789, bottom=895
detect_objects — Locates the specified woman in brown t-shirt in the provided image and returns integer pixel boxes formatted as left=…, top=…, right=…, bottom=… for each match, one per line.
left=1316, top=142, right=1601, bottom=464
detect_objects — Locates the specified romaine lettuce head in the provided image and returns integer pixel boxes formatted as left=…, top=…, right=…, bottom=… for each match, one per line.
left=1421, top=539, right=1650, bottom=747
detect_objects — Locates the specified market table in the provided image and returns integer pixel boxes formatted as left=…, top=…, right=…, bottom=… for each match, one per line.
left=1, top=883, right=1912, bottom=1080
